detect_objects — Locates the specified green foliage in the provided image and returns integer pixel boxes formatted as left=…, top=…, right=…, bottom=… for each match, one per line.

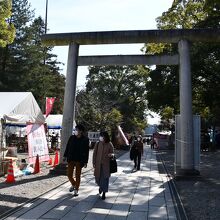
left=144, top=43, right=168, bottom=55
left=157, top=0, right=206, bottom=29
left=190, top=0, right=220, bottom=127
left=191, top=42, right=220, bottom=127
left=159, top=106, right=175, bottom=131
left=0, top=0, right=65, bottom=114
left=144, top=0, right=206, bottom=55
left=201, top=0, right=220, bottom=28
left=146, top=65, right=179, bottom=113
left=0, top=0, right=15, bottom=47
left=161, top=106, right=174, bottom=120
left=76, top=65, right=148, bottom=132
left=143, top=0, right=220, bottom=128
left=105, top=108, right=123, bottom=131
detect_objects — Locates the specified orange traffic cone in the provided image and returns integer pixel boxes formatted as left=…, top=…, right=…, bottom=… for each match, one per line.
left=5, top=159, right=15, bottom=183
left=34, top=154, right=40, bottom=174
left=48, top=157, right=52, bottom=165
left=53, top=151, right=59, bottom=167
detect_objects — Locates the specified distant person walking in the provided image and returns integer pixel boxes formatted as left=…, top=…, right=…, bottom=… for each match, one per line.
left=93, top=131, right=114, bottom=200
left=150, top=138, right=154, bottom=149
left=63, top=124, right=89, bottom=196
left=150, top=136, right=157, bottom=149
left=132, top=135, right=143, bottom=171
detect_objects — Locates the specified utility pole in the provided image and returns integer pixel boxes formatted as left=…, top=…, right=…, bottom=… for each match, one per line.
left=42, top=0, right=49, bottom=112
left=45, top=0, right=48, bottom=34
left=43, top=0, right=48, bottom=65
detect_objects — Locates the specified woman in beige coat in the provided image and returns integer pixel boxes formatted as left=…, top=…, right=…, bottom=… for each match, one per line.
left=93, top=131, right=114, bottom=200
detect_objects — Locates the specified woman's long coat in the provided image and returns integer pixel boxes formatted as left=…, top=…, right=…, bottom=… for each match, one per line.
left=93, top=141, right=114, bottom=179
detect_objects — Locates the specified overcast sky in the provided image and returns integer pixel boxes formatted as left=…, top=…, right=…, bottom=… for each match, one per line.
left=29, top=0, right=173, bottom=87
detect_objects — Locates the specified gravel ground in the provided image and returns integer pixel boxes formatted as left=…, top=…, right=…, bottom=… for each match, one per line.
left=0, top=149, right=127, bottom=218
left=156, top=148, right=220, bottom=220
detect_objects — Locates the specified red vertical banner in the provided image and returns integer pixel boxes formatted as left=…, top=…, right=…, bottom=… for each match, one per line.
left=45, top=97, right=56, bottom=117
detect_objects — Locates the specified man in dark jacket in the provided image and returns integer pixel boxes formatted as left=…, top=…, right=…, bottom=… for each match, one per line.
left=132, top=135, right=144, bottom=171
left=63, top=124, right=89, bottom=196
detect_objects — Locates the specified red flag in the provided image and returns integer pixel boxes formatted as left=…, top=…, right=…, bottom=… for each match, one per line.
left=45, top=97, right=56, bottom=117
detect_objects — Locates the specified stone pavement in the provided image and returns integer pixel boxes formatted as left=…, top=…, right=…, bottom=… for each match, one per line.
left=3, top=146, right=177, bottom=220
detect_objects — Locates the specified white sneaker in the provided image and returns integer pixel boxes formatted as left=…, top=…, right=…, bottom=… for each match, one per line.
left=74, top=189, right=78, bottom=196
left=69, top=186, right=75, bottom=192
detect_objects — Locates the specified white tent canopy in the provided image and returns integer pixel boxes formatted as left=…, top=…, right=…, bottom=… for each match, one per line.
left=45, top=114, right=63, bottom=129
left=45, top=114, right=76, bottom=129
left=0, top=92, right=45, bottom=124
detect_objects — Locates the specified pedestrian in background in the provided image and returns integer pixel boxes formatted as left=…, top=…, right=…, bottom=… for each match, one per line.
left=150, top=138, right=154, bottom=149
left=132, top=135, right=143, bottom=171
left=93, top=131, right=114, bottom=200
left=63, top=124, right=89, bottom=196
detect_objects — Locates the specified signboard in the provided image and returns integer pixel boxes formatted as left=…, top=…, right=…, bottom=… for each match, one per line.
left=26, top=123, right=49, bottom=164
left=88, top=132, right=100, bottom=142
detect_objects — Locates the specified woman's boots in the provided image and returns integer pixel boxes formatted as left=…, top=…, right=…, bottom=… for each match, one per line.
left=101, top=192, right=106, bottom=200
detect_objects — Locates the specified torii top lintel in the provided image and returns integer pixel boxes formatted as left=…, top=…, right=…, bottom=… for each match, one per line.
left=41, top=29, right=220, bottom=46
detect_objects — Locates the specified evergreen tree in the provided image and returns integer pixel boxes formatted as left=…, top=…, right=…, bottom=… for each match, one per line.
left=0, top=0, right=65, bottom=113
left=0, top=0, right=15, bottom=47
left=20, top=16, right=65, bottom=113
left=0, top=0, right=33, bottom=90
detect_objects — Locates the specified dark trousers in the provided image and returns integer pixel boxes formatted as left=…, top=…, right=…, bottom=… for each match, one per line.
left=134, top=151, right=141, bottom=170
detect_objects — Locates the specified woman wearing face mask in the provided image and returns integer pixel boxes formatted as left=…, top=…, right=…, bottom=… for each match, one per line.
left=132, top=135, right=143, bottom=171
left=93, top=131, right=114, bottom=200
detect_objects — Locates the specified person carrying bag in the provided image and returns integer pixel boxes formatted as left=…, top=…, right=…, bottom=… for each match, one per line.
left=93, top=131, right=114, bottom=200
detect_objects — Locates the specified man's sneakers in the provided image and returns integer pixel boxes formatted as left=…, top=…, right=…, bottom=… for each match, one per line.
left=69, top=186, right=74, bottom=192
left=69, top=186, right=78, bottom=196
left=73, top=189, right=78, bottom=196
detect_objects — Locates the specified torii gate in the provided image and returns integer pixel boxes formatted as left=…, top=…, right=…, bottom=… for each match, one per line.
left=42, top=28, right=220, bottom=176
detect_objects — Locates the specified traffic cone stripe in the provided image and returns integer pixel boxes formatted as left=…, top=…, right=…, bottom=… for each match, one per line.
left=48, top=157, right=52, bottom=165
left=34, top=155, right=40, bottom=174
left=53, top=151, right=59, bottom=167
left=5, top=160, right=15, bottom=183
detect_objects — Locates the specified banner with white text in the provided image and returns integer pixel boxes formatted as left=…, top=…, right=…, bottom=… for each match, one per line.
left=27, top=123, right=49, bottom=164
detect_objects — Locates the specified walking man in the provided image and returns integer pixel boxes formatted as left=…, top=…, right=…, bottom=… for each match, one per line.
left=63, top=124, right=89, bottom=196
left=132, top=135, right=143, bottom=171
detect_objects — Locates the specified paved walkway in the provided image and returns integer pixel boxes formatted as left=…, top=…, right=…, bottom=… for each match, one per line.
left=4, top=146, right=177, bottom=220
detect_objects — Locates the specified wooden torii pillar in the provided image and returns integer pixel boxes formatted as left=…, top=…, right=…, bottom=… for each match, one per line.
left=41, top=28, right=220, bottom=175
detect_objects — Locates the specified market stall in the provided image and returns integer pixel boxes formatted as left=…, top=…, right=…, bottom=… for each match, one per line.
left=0, top=92, right=45, bottom=176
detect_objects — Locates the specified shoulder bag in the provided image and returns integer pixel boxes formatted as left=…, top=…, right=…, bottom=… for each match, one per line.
left=110, top=155, right=117, bottom=173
